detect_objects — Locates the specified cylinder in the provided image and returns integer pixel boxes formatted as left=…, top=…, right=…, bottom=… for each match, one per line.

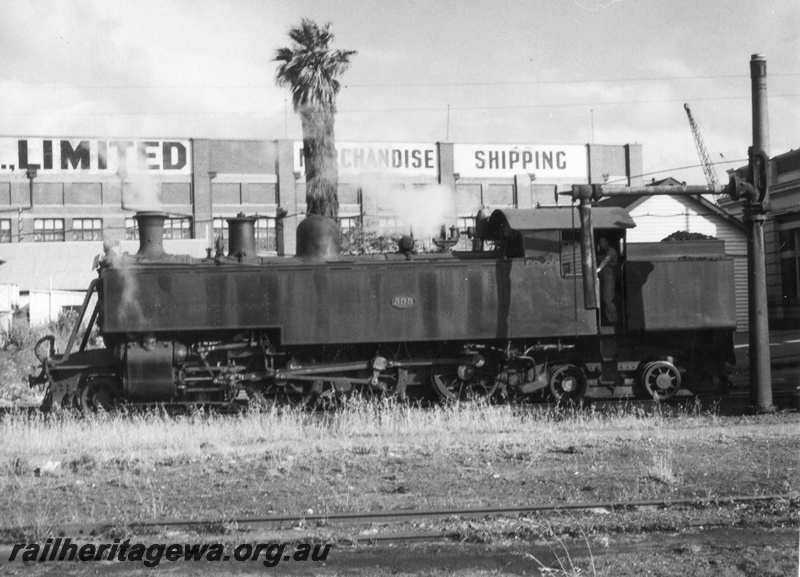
left=124, top=340, right=175, bottom=401
left=134, top=211, right=168, bottom=258
left=227, top=214, right=258, bottom=259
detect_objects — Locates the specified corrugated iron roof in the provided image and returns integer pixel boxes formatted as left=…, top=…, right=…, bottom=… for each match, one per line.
left=0, top=239, right=209, bottom=292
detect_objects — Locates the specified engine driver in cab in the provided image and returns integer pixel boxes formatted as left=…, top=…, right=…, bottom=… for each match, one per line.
left=596, top=237, right=619, bottom=324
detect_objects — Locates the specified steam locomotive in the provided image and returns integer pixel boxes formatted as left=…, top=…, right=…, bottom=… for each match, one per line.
left=31, top=206, right=736, bottom=412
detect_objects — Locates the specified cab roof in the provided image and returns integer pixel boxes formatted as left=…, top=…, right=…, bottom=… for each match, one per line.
left=487, top=207, right=635, bottom=235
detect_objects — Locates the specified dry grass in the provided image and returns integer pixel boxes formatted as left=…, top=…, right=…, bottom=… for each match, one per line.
left=0, top=398, right=794, bottom=473
left=1, top=401, right=664, bottom=461
left=1, top=398, right=798, bottom=538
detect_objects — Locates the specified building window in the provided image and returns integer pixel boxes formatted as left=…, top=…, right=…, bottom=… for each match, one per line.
left=72, top=218, right=103, bottom=241
left=339, top=216, right=361, bottom=231
left=484, top=184, right=515, bottom=207
left=255, top=217, right=276, bottom=252
left=779, top=225, right=800, bottom=299
left=163, top=218, right=192, bottom=240
left=212, top=217, right=229, bottom=244
left=455, top=216, right=476, bottom=250
left=125, top=217, right=192, bottom=240
left=33, top=219, right=65, bottom=242
left=457, top=216, right=476, bottom=231
left=125, top=218, right=139, bottom=240
left=0, top=220, right=10, bottom=243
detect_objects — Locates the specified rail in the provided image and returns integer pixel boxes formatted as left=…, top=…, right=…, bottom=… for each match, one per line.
left=34, top=494, right=795, bottom=539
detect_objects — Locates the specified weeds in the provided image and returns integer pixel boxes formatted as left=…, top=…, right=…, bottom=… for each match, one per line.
left=0, top=400, right=790, bottom=470
left=1, top=310, right=101, bottom=405
left=646, top=449, right=679, bottom=487
left=1, top=400, right=797, bottom=532
left=523, top=518, right=596, bottom=576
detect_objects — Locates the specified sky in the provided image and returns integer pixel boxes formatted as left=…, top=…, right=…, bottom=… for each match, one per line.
left=0, top=0, right=797, bottom=185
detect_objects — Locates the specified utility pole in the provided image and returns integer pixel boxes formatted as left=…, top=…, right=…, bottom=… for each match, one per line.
left=744, top=54, right=773, bottom=412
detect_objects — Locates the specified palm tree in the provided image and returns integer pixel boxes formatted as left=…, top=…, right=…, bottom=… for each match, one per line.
left=274, top=19, right=356, bottom=217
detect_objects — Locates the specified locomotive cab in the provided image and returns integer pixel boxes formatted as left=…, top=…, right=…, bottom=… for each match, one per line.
left=479, top=206, right=635, bottom=329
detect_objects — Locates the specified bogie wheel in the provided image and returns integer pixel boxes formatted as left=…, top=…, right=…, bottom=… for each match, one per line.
left=430, top=369, right=499, bottom=401
left=640, top=360, right=682, bottom=400
left=77, top=377, right=122, bottom=413
left=548, top=364, right=587, bottom=403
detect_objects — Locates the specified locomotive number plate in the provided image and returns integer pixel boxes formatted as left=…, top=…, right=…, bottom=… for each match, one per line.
left=390, top=295, right=416, bottom=309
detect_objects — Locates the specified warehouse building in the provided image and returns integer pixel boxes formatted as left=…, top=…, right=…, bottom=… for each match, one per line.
left=0, top=136, right=642, bottom=253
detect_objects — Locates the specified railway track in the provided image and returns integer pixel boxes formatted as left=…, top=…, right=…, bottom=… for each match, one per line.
left=29, top=494, right=796, bottom=543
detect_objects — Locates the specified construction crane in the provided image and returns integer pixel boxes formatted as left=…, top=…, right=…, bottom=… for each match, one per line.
left=684, top=103, right=721, bottom=189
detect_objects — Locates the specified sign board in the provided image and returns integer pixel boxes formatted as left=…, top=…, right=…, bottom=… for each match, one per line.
left=453, top=144, right=587, bottom=179
left=293, top=142, right=438, bottom=177
left=0, top=138, right=192, bottom=175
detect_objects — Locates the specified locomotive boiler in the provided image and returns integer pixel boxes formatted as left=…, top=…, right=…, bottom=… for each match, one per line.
left=31, top=206, right=736, bottom=412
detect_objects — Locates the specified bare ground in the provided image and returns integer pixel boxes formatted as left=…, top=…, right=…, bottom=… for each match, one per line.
left=0, top=406, right=798, bottom=575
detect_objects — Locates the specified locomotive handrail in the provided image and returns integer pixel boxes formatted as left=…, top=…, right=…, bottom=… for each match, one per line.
left=79, top=303, right=100, bottom=353
left=61, top=279, right=99, bottom=363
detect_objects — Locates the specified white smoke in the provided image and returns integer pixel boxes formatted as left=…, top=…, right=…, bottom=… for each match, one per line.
left=121, top=174, right=163, bottom=212
left=359, top=174, right=457, bottom=247
left=93, top=146, right=164, bottom=212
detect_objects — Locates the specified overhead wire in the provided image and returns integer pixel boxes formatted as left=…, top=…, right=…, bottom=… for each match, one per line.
left=8, top=71, right=800, bottom=89
left=0, top=94, right=798, bottom=117
left=0, top=69, right=798, bottom=117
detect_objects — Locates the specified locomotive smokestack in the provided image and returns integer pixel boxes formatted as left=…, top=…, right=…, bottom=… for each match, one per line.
left=227, top=213, right=258, bottom=260
left=134, top=211, right=169, bottom=258
left=296, top=216, right=340, bottom=261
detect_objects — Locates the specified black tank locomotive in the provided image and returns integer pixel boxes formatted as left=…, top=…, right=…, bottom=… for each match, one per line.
left=32, top=208, right=736, bottom=411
